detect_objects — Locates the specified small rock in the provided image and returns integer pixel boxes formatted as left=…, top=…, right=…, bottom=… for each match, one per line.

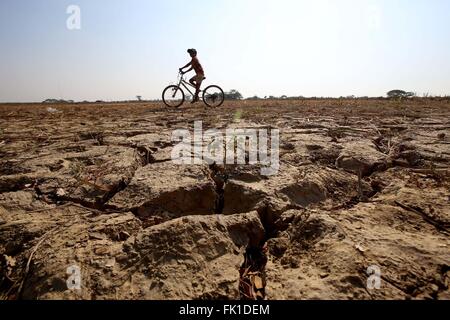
left=56, top=188, right=66, bottom=197
left=118, top=231, right=131, bottom=241
left=65, top=240, right=76, bottom=247
left=46, top=107, right=59, bottom=113
left=105, top=258, right=116, bottom=268
left=355, top=244, right=366, bottom=253
left=267, top=238, right=289, bottom=258
left=5, top=255, right=16, bottom=268
left=115, top=253, right=128, bottom=263
left=437, top=133, right=446, bottom=140
left=89, top=232, right=106, bottom=240
left=320, top=272, right=329, bottom=279
left=0, top=217, right=6, bottom=225
left=430, top=284, right=439, bottom=292
left=94, top=247, right=109, bottom=255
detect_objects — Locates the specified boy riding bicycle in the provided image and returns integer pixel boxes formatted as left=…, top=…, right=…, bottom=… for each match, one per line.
left=179, top=48, right=205, bottom=104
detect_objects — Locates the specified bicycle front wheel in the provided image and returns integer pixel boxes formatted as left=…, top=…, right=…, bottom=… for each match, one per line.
left=162, top=85, right=185, bottom=108
left=203, top=85, right=225, bottom=108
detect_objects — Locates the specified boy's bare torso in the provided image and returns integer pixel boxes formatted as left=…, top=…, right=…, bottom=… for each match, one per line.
left=192, top=57, right=204, bottom=76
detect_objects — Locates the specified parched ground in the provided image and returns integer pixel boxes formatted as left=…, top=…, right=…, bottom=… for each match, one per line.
left=0, top=99, right=449, bottom=300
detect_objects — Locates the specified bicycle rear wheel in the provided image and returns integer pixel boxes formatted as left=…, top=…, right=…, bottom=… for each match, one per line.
left=162, top=85, right=185, bottom=108
left=203, top=85, right=225, bottom=108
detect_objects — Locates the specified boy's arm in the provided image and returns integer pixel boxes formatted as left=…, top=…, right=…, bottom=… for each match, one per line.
left=182, top=67, right=194, bottom=74
left=179, top=61, right=192, bottom=72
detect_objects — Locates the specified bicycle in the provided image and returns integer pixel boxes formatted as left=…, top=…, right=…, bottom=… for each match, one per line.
left=162, top=72, right=225, bottom=108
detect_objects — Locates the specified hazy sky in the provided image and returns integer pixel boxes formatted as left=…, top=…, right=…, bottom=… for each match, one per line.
left=1, top=0, right=450, bottom=102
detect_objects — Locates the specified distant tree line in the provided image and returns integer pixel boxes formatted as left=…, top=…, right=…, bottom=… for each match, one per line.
left=43, top=99, right=74, bottom=104
left=41, top=89, right=450, bottom=105
left=242, top=89, right=449, bottom=101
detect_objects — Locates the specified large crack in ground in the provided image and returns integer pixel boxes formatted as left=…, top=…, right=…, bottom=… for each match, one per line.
left=238, top=201, right=315, bottom=300
left=208, top=163, right=228, bottom=215
left=207, top=163, right=271, bottom=300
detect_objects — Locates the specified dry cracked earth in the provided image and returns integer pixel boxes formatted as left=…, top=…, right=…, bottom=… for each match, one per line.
left=0, top=99, right=449, bottom=300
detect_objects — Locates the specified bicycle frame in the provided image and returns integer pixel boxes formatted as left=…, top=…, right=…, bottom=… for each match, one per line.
left=175, top=73, right=203, bottom=97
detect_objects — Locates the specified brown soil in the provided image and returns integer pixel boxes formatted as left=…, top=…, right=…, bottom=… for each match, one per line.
left=0, top=99, right=449, bottom=300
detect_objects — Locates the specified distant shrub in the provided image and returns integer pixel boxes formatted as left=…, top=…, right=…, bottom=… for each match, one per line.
left=224, top=90, right=243, bottom=100
left=387, top=90, right=415, bottom=99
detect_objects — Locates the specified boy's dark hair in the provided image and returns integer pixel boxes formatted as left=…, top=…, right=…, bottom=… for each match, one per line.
left=187, top=48, right=197, bottom=55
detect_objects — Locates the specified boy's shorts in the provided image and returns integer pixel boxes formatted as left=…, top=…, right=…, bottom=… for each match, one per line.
left=190, top=74, right=205, bottom=85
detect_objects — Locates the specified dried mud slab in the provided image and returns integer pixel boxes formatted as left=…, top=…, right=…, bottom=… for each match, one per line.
left=107, top=162, right=217, bottom=218
left=2, top=210, right=264, bottom=300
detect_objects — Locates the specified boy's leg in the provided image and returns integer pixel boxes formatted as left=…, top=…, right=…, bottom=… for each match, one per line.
left=192, top=74, right=204, bottom=102
left=195, top=82, right=201, bottom=98
left=189, top=76, right=199, bottom=102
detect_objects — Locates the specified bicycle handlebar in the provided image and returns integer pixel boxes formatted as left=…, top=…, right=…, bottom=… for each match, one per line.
left=178, top=71, right=186, bottom=80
